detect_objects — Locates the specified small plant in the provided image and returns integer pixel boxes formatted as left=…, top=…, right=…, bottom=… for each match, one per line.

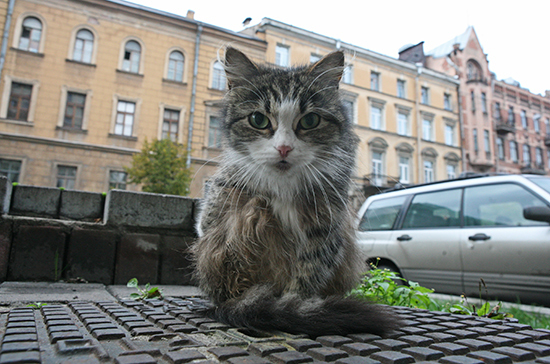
left=127, top=278, right=162, bottom=300
left=27, top=302, right=47, bottom=309
left=12, top=182, right=18, bottom=186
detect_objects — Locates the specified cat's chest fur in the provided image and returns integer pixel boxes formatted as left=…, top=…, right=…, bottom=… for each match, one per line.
left=270, top=197, right=306, bottom=241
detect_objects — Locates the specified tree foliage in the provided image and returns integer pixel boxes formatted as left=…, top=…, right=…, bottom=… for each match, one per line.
left=125, top=138, right=191, bottom=196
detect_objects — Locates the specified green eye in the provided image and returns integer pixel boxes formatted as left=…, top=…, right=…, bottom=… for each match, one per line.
left=298, top=113, right=321, bottom=130
left=248, top=112, right=270, bottom=129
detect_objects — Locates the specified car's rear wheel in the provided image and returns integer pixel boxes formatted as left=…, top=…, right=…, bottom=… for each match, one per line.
left=373, top=261, right=406, bottom=286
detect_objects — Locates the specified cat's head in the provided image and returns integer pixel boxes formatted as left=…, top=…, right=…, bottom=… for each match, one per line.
left=219, top=47, right=359, bottom=198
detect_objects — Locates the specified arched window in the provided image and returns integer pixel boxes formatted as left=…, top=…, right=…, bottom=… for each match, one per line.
left=73, top=29, right=94, bottom=63
left=122, top=40, right=141, bottom=73
left=18, top=17, right=42, bottom=52
left=167, top=51, right=184, bottom=82
left=211, top=61, right=226, bottom=90
left=466, top=59, right=482, bottom=81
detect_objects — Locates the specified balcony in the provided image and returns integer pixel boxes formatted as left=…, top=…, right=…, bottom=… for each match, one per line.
left=521, top=163, right=546, bottom=175
left=495, top=121, right=515, bottom=135
left=545, top=136, right=550, bottom=147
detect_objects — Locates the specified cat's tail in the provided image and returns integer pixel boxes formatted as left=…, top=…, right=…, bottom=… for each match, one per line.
left=205, top=286, right=399, bottom=337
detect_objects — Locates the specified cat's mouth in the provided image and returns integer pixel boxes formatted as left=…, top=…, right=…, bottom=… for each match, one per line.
left=274, top=160, right=292, bottom=171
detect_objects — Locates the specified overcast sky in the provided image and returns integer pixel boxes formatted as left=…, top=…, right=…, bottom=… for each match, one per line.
left=127, top=0, right=549, bottom=96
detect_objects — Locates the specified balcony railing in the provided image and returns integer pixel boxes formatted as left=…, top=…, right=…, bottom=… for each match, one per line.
left=495, top=121, right=515, bottom=134
left=521, top=163, right=546, bottom=175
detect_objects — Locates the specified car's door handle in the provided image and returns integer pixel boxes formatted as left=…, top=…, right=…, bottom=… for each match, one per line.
left=468, top=233, right=491, bottom=241
left=397, top=234, right=412, bottom=241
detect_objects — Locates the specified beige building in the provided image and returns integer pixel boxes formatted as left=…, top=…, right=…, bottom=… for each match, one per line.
left=0, top=0, right=461, bottom=201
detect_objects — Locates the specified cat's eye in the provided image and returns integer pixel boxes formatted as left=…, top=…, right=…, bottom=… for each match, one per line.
left=298, top=113, right=321, bottom=130
left=248, top=112, right=270, bottom=129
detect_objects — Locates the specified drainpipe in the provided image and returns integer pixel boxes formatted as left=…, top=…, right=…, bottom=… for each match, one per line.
left=186, top=24, right=203, bottom=169
left=0, top=0, right=15, bottom=80
left=415, top=63, right=422, bottom=183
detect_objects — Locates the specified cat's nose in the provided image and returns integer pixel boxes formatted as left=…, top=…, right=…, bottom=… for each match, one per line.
left=276, top=145, right=293, bottom=159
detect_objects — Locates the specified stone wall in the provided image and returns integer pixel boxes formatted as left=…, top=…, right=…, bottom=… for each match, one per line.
left=0, top=176, right=199, bottom=286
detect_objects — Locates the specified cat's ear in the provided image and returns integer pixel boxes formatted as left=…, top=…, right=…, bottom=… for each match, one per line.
left=224, top=47, right=260, bottom=89
left=307, top=51, right=345, bottom=87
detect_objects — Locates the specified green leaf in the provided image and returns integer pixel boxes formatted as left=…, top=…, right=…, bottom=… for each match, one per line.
left=127, top=278, right=139, bottom=288
left=129, top=293, right=141, bottom=300
left=477, top=302, right=491, bottom=316
left=146, top=287, right=162, bottom=299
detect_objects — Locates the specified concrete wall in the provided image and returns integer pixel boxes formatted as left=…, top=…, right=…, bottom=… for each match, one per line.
left=0, top=176, right=199, bottom=286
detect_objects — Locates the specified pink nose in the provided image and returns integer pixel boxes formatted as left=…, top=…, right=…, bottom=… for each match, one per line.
left=277, top=145, right=293, bottom=159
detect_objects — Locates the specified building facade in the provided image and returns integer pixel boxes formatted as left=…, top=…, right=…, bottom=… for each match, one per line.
left=0, top=0, right=462, bottom=201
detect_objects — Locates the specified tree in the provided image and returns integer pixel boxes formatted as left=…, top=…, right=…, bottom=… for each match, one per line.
left=125, top=138, right=191, bottom=196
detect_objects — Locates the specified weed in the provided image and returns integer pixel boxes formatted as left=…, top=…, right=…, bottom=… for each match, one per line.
left=127, top=278, right=162, bottom=300
left=27, top=302, right=47, bottom=309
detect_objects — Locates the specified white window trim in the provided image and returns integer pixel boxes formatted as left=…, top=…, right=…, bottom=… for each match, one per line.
left=164, top=47, right=188, bottom=83
left=52, top=161, right=81, bottom=190
left=0, top=155, right=27, bottom=183
left=57, top=85, right=93, bottom=130
left=341, top=95, right=358, bottom=124
left=107, top=169, right=129, bottom=191
left=110, top=95, right=141, bottom=138
left=209, top=59, right=226, bottom=91
left=368, top=97, right=386, bottom=131
left=397, top=78, right=407, bottom=99
left=12, top=12, right=47, bottom=53
left=67, top=25, right=98, bottom=64
left=275, top=44, right=290, bottom=67
left=0, top=75, right=40, bottom=123
left=157, top=103, right=186, bottom=144
left=117, top=36, right=145, bottom=75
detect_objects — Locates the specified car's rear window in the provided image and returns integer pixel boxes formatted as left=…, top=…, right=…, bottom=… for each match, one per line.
left=359, top=196, right=407, bottom=231
left=526, top=176, right=550, bottom=194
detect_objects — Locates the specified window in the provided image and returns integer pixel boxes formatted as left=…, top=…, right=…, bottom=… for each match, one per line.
left=370, top=106, right=382, bottom=130
left=397, top=112, right=408, bottom=136
left=510, top=141, right=518, bottom=163
left=497, top=137, right=504, bottom=160
left=109, top=171, right=127, bottom=190
left=56, top=165, right=77, bottom=189
left=370, top=72, right=380, bottom=91
left=211, top=61, right=226, bottom=90
left=275, top=45, right=289, bottom=67
left=523, top=144, right=531, bottom=165
left=121, top=40, right=141, bottom=73
left=444, top=93, right=452, bottom=111
left=494, top=102, right=502, bottom=121
left=342, top=99, right=355, bottom=123
left=73, top=29, right=94, bottom=63
left=167, top=51, right=184, bottom=82
left=466, top=60, right=482, bottom=81
left=358, top=196, right=407, bottom=231
left=508, top=106, right=514, bottom=124
left=521, top=110, right=528, bottom=129
left=342, top=65, right=353, bottom=84
left=398, top=156, right=410, bottom=184
left=446, top=164, right=456, bottom=179
left=536, top=147, right=543, bottom=168
left=18, top=17, right=42, bottom=52
left=8, top=82, right=32, bottom=121
left=64, top=92, right=86, bottom=129
left=445, top=124, right=454, bottom=146
left=534, top=115, right=541, bottom=133
left=403, top=189, right=461, bottom=229
left=372, top=152, right=383, bottom=186
left=481, top=92, right=487, bottom=114
left=422, top=118, right=433, bottom=141
left=162, top=109, right=180, bottom=142
left=0, top=159, right=22, bottom=183
left=397, top=80, right=406, bottom=99
left=473, top=129, right=478, bottom=152
left=114, top=100, right=135, bottom=136
left=421, top=87, right=429, bottom=105
left=424, top=160, right=434, bottom=183
left=470, top=91, right=476, bottom=112
left=484, top=130, right=490, bottom=155
left=208, top=116, right=223, bottom=148
left=310, top=53, right=321, bottom=63
left=464, top=183, right=547, bottom=227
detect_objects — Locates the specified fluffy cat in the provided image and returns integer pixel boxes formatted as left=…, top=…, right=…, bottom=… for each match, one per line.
left=193, top=47, right=397, bottom=336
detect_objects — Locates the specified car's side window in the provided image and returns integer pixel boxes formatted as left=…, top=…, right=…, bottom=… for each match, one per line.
left=402, top=189, right=462, bottom=229
left=359, top=196, right=407, bottom=231
left=464, top=183, right=548, bottom=227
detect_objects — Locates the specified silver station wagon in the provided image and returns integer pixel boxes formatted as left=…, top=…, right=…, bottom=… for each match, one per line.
left=356, top=174, right=550, bottom=306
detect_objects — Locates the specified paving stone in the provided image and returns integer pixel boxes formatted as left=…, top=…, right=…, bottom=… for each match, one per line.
left=486, top=325, right=516, bottom=333
left=168, top=324, right=199, bottom=333
left=336, top=357, right=381, bottom=364
left=88, top=323, right=118, bottom=332
left=505, top=323, right=533, bottom=331
left=164, top=349, right=206, bottom=363
left=47, top=325, right=79, bottom=333
left=287, top=339, right=323, bottom=352
left=423, top=332, right=456, bottom=342
left=439, top=355, right=484, bottom=364
left=518, top=330, right=550, bottom=341
left=467, top=351, right=513, bottom=364
left=347, top=334, right=381, bottom=343
left=0, top=351, right=41, bottom=364
left=130, top=327, right=164, bottom=336
left=440, top=322, right=467, bottom=329
left=248, top=343, right=287, bottom=357
left=56, top=339, right=97, bottom=354
left=401, top=346, right=444, bottom=361
left=417, top=324, right=447, bottom=332
left=371, top=339, right=409, bottom=351
left=49, top=331, right=84, bottom=343
left=415, top=317, right=440, bottom=324
left=0, top=341, right=39, bottom=353
left=398, top=335, right=434, bottom=347
left=157, top=319, right=186, bottom=329
left=208, top=347, right=250, bottom=361
left=4, top=328, right=35, bottom=335
left=399, top=326, right=427, bottom=335
left=369, top=350, right=415, bottom=364
left=5, top=322, right=34, bottom=328
left=537, top=339, right=550, bottom=347
left=92, top=328, right=126, bottom=340
left=269, top=351, right=313, bottom=364
left=455, top=338, right=495, bottom=351
left=124, top=321, right=154, bottom=330
left=2, top=334, right=37, bottom=343
left=498, top=332, right=534, bottom=343
left=306, top=347, right=348, bottom=361
left=115, top=353, right=156, bottom=364
left=227, top=356, right=272, bottom=364
left=515, top=343, right=550, bottom=356
left=468, top=326, right=499, bottom=336
left=429, top=342, right=470, bottom=355
left=445, top=329, right=478, bottom=339
left=316, top=335, right=354, bottom=347
left=492, top=347, right=536, bottom=361
left=340, top=342, right=381, bottom=356
left=536, top=358, right=550, bottom=364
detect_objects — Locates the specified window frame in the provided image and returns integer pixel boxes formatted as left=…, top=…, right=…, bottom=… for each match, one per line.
left=118, top=38, right=144, bottom=74
left=69, top=27, right=96, bottom=64
left=211, top=60, right=226, bottom=91
left=368, top=97, right=386, bottom=131
left=207, top=115, right=223, bottom=149
left=397, top=79, right=406, bottom=99
left=158, top=104, right=185, bottom=143
left=55, top=164, right=78, bottom=190
left=370, top=71, right=380, bottom=92
left=57, top=86, right=92, bottom=131
left=14, top=14, right=46, bottom=54
left=165, top=48, right=186, bottom=83
left=0, top=158, right=24, bottom=183
left=275, top=44, right=290, bottom=67
left=421, top=86, right=430, bottom=105
left=108, top=170, right=128, bottom=190
left=110, top=95, right=141, bottom=139
left=1, top=76, right=40, bottom=123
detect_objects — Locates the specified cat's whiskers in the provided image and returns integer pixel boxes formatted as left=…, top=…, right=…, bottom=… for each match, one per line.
left=304, top=65, right=343, bottom=96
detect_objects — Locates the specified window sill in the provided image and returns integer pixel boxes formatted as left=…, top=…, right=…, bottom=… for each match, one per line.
left=11, top=47, right=44, bottom=58
left=56, top=126, right=88, bottom=134
left=162, top=78, right=187, bottom=86
left=108, top=133, right=138, bottom=141
left=65, top=59, right=96, bottom=67
left=0, top=118, right=34, bottom=126
left=207, top=87, right=226, bottom=93
left=116, top=69, right=144, bottom=78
